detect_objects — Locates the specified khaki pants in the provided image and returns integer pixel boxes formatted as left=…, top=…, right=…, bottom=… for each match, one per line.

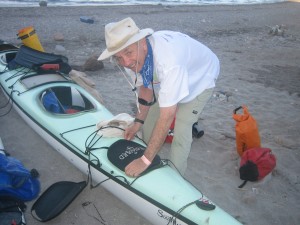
left=143, top=88, right=214, bottom=175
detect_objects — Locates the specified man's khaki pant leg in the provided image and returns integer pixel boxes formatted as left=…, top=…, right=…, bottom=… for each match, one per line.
left=143, top=88, right=213, bottom=175
left=143, top=102, right=160, bottom=143
left=170, top=88, right=213, bottom=175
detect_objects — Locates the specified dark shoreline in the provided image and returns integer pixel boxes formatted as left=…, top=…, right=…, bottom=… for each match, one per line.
left=0, top=0, right=288, bottom=8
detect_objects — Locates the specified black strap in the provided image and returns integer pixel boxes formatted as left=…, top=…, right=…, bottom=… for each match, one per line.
left=233, top=106, right=243, bottom=114
left=138, top=97, right=156, bottom=106
left=18, top=29, right=36, bottom=40
left=238, top=180, right=248, bottom=188
left=134, top=118, right=144, bottom=124
left=137, top=82, right=157, bottom=106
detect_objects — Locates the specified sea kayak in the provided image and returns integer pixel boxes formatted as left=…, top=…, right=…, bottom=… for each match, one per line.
left=0, top=45, right=242, bottom=225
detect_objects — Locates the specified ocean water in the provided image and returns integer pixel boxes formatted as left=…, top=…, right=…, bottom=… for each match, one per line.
left=0, top=0, right=286, bottom=7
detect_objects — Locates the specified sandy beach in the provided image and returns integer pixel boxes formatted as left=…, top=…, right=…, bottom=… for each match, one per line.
left=0, top=2, right=300, bottom=225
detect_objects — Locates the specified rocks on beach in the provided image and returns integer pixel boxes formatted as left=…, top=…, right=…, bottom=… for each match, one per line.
left=39, top=0, right=47, bottom=7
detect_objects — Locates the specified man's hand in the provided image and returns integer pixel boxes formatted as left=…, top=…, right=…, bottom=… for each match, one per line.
left=124, top=123, right=141, bottom=140
left=125, top=157, right=149, bottom=177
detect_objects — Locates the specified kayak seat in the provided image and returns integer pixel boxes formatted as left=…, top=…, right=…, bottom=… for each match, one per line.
left=41, top=86, right=94, bottom=114
left=107, top=139, right=161, bottom=174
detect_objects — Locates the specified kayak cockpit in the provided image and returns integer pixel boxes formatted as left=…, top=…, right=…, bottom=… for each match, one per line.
left=41, top=86, right=95, bottom=114
left=0, top=50, right=17, bottom=66
left=0, top=45, right=98, bottom=115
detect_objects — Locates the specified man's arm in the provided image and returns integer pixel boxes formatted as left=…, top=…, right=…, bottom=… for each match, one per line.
left=135, top=86, right=154, bottom=120
left=124, top=86, right=153, bottom=140
left=125, top=104, right=177, bottom=177
left=143, top=105, right=177, bottom=161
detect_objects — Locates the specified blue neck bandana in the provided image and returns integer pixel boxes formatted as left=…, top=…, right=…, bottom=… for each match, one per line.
left=139, top=38, right=153, bottom=88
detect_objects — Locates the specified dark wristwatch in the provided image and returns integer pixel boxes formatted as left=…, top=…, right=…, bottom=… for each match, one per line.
left=134, top=118, right=144, bottom=124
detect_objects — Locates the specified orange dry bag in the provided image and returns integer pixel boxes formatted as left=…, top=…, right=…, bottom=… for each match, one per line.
left=232, top=106, right=261, bottom=157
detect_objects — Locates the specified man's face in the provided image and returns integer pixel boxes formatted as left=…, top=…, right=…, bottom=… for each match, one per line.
left=113, top=39, right=147, bottom=73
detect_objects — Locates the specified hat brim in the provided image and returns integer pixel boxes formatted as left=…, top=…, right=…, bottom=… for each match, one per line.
left=98, top=28, right=154, bottom=61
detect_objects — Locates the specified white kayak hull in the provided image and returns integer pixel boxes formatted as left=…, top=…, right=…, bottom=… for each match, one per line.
left=0, top=47, right=242, bottom=225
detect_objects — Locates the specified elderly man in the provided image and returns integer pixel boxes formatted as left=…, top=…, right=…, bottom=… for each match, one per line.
left=98, top=17, right=220, bottom=177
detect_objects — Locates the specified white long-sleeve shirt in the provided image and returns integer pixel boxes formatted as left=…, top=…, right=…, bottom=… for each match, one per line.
left=127, top=30, right=220, bottom=107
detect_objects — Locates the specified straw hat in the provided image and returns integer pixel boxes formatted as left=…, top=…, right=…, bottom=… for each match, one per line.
left=98, top=17, right=153, bottom=61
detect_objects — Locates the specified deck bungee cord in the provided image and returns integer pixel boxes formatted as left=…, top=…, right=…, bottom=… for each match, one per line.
left=81, top=201, right=108, bottom=225
left=0, top=86, right=20, bottom=117
left=167, top=200, right=200, bottom=225
left=82, top=125, right=211, bottom=224
left=0, top=67, right=44, bottom=118
left=60, top=125, right=133, bottom=187
left=0, top=69, right=37, bottom=117
left=63, top=124, right=165, bottom=188
left=0, top=56, right=22, bottom=117
left=83, top=126, right=152, bottom=187
left=5, top=67, right=31, bottom=82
